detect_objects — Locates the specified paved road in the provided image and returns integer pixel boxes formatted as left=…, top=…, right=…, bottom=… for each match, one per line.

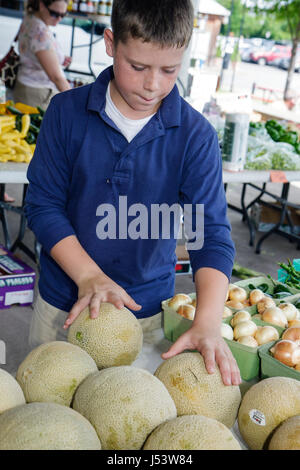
left=217, top=60, right=300, bottom=98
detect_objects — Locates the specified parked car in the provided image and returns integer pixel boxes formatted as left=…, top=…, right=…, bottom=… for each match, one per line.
left=278, top=47, right=300, bottom=72
left=250, top=45, right=291, bottom=66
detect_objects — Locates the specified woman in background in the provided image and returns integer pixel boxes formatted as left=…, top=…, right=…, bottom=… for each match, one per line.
left=13, top=0, right=71, bottom=110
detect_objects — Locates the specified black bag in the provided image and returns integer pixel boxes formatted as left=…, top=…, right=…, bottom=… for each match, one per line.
left=0, top=30, right=20, bottom=90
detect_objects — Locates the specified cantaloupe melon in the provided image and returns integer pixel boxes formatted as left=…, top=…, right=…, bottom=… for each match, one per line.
left=72, top=366, right=177, bottom=450
left=67, top=302, right=143, bottom=369
left=143, top=415, right=242, bottom=450
left=0, top=402, right=101, bottom=450
left=238, top=377, right=300, bottom=450
left=0, top=368, right=25, bottom=414
left=16, top=341, right=98, bottom=406
left=154, top=352, right=241, bottom=428
left=268, top=415, right=300, bottom=450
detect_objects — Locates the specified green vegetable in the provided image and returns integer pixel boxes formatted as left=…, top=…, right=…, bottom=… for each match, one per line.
left=37, top=106, right=45, bottom=116
left=6, top=105, right=23, bottom=116
left=29, top=123, right=40, bottom=134
left=25, top=132, right=36, bottom=145
left=15, top=114, right=22, bottom=132
left=265, top=119, right=300, bottom=155
left=232, top=264, right=264, bottom=280
left=279, top=131, right=298, bottom=146
left=273, top=292, right=291, bottom=299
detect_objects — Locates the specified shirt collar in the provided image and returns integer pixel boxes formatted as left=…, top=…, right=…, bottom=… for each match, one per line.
left=87, top=66, right=181, bottom=129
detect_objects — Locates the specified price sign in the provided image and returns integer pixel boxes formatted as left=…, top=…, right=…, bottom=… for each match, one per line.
left=270, top=170, right=288, bottom=183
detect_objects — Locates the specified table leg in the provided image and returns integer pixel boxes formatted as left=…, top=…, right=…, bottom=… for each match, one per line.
left=0, top=184, right=12, bottom=249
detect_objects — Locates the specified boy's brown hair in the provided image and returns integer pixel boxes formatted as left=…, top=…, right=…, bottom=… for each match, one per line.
left=111, top=0, right=194, bottom=49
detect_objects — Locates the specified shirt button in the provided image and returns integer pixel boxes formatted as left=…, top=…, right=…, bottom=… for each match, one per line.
left=106, top=178, right=110, bottom=184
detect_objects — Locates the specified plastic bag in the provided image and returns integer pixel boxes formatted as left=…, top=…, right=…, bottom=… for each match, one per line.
left=245, top=154, right=273, bottom=170
left=270, top=148, right=300, bottom=171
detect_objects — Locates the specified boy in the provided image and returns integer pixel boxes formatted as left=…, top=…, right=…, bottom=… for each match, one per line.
left=25, top=0, right=241, bottom=386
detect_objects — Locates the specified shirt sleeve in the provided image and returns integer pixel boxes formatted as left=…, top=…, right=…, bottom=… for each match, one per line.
left=30, top=22, right=54, bottom=53
left=24, top=97, right=76, bottom=254
left=179, top=127, right=235, bottom=281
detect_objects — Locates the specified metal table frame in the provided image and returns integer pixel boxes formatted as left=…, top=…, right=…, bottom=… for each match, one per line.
left=223, top=170, right=300, bottom=254
left=65, top=13, right=111, bottom=79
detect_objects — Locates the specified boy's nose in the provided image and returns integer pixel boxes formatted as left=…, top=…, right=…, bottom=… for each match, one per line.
left=143, top=71, right=160, bottom=92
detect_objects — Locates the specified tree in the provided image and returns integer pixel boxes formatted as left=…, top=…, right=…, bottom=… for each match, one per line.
left=255, top=0, right=300, bottom=99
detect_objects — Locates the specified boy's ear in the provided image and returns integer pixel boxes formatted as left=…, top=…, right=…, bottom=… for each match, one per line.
left=104, top=28, right=115, bottom=58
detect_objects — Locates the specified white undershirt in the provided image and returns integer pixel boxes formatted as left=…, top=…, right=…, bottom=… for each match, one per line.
left=105, top=83, right=155, bottom=142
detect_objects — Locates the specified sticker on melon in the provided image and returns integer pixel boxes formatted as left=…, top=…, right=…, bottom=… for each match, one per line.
left=249, top=409, right=266, bottom=426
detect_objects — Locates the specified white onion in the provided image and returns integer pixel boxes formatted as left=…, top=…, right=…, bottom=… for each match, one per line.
left=278, top=303, right=298, bottom=321
left=288, top=319, right=300, bottom=328
left=168, top=293, right=191, bottom=310
left=262, top=307, right=288, bottom=328
left=221, top=323, right=234, bottom=341
left=177, top=304, right=195, bottom=321
left=233, top=320, right=258, bottom=340
left=229, top=286, right=247, bottom=303
left=225, top=300, right=245, bottom=310
left=254, top=325, right=279, bottom=345
left=257, top=297, right=276, bottom=315
left=237, top=336, right=258, bottom=348
left=249, top=289, right=265, bottom=305
left=282, top=326, right=300, bottom=344
left=223, top=306, right=233, bottom=318
left=271, top=340, right=300, bottom=367
left=230, top=310, right=251, bottom=327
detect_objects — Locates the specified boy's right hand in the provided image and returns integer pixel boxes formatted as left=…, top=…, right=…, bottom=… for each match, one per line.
left=63, top=272, right=142, bottom=329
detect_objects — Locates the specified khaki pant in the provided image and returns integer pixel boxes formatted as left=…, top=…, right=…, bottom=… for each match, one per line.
left=13, top=79, right=57, bottom=110
left=29, top=293, right=162, bottom=350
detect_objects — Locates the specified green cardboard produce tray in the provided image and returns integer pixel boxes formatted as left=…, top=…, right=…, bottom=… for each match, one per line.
left=162, top=277, right=300, bottom=381
left=259, top=341, right=300, bottom=381
left=162, top=286, right=286, bottom=381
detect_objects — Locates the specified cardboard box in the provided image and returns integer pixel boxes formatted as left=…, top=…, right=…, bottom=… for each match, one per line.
left=0, top=246, right=36, bottom=309
left=250, top=202, right=300, bottom=234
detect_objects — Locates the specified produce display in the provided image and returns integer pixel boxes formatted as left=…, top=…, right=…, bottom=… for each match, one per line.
left=72, top=366, right=177, bottom=450
left=16, top=341, right=98, bottom=407
left=0, top=402, right=101, bottom=450
left=0, top=368, right=25, bottom=414
left=268, top=415, right=300, bottom=450
left=238, top=376, right=300, bottom=450
left=143, top=415, right=242, bottom=450
left=245, top=120, right=300, bottom=171
left=154, top=352, right=242, bottom=429
left=67, top=302, right=143, bottom=369
left=0, top=101, right=44, bottom=163
left=1, top=289, right=300, bottom=449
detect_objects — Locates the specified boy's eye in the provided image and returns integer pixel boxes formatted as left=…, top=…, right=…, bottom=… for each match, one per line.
left=132, top=65, right=145, bottom=71
left=163, top=68, right=176, bottom=74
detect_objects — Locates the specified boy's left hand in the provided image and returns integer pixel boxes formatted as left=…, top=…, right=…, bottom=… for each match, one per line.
left=161, top=325, right=241, bottom=387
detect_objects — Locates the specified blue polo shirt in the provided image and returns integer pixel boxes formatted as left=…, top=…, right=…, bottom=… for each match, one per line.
left=25, top=66, right=235, bottom=318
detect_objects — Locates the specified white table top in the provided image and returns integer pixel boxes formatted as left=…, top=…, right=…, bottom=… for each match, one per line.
left=223, top=169, right=300, bottom=184
left=1, top=163, right=300, bottom=186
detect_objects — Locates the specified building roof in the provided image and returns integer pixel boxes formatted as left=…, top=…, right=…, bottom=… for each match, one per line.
left=197, top=0, right=231, bottom=17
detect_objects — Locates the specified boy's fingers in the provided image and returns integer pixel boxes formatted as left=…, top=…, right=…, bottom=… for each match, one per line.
left=63, top=296, right=91, bottom=329
left=89, top=294, right=103, bottom=319
left=124, top=294, right=142, bottom=311
left=161, top=335, right=187, bottom=360
left=201, top=347, right=216, bottom=375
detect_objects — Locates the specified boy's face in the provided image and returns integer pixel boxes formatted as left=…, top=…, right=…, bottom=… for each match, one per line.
left=104, top=29, right=186, bottom=119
